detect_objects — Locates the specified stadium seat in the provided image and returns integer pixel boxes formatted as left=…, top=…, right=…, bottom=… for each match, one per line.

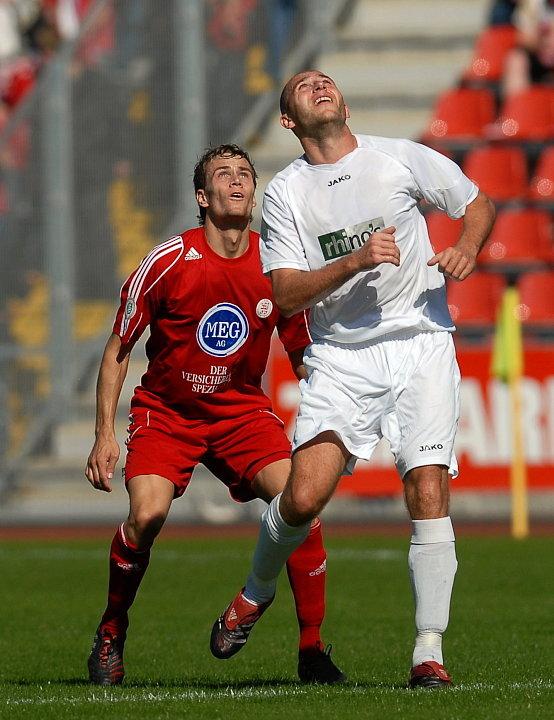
left=528, top=146, right=554, bottom=203
left=479, top=208, right=553, bottom=267
left=490, top=87, right=554, bottom=141
left=463, top=25, right=517, bottom=83
left=463, top=145, right=528, bottom=202
left=516, top=271, right=554, bottom=326
left=447, top=272, right=506, bottom=326
left=425, top=212, right=463, bottom=253
left=422, top=88, right=496, bottom=141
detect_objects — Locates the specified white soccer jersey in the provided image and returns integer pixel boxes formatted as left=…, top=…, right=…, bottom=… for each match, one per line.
left=261, top=134, right=479, bottom=344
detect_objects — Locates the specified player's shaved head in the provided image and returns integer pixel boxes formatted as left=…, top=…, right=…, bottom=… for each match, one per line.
left=279, top=70, right=333, bottom=115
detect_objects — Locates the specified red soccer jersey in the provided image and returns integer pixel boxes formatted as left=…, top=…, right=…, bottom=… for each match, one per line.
left=114, top=227, right=311, bottom=419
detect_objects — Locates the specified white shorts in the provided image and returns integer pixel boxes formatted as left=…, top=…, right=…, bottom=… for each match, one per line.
left=293, top=330, right=460, bottom=479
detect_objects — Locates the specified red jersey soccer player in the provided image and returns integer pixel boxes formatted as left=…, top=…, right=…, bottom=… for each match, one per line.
left=85, top=144, right=345, bottom=686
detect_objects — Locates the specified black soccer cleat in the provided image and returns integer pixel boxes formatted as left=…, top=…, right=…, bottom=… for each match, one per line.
left=409, top=660, right=452, bottom=689
left=210, top=588, right=273, bottom=659
left=88, top=626, right=126, bottom=685
left=298, top=643, right=347, bottom=684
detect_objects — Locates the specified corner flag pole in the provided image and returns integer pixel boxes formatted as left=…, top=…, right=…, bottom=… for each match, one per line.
left=491, top=287, right=528, bottom=539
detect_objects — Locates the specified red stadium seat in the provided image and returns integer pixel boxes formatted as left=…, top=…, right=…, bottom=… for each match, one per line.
left=422, top=88, right=496, bottom=141
left=491, top=87, right=554, bottom=141
left=463, top=145, right=528, bottom=201
left=447, top=272, right=506, bottom=326
left=528, top=146, right=554, bottom=203
left=425, top=212, right=463, bottom=253
left=517, top=271, right=554, bottom=325
left=479, top=208, right=553, bottom=267
left=463, top=25, right=517, bottom=83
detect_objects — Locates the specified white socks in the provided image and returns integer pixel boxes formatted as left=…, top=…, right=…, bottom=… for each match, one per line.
left=408, top=516, right=458, bottom=667
left=243, top=493, right=311, bottom=605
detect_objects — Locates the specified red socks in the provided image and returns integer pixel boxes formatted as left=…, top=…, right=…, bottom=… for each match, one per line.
left=286, top=519, right=326, bottom=652
left=100, top=524, right=151, bottom=636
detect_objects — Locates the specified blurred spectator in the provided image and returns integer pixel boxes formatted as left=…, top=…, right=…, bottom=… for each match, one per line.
left=503, top=0, right=554, bottom=95
left=0, top=2, right=24, bottom=60
left=489, top=0, right=518, bottom=26
left=207, top=0, right=256, bottom=51
left=0, top=55, right=38, bottom=107
left=267, top=0, right=298, bottom=83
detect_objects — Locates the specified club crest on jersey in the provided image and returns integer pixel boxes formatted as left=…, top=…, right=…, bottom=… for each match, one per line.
left=197, top=303, right=249, bottom=357
left=256, top=298, right=273, bottom=318
left=125, top=298, right=136, bottom=319
left=122, top=298, right=137, bottom=334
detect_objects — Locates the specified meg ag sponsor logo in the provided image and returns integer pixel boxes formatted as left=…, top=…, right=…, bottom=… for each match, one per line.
left=197, top=303, right=249, bottom=357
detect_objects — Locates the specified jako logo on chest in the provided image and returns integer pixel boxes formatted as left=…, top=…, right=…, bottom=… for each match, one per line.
left=328, top=174, right=351, bottom=187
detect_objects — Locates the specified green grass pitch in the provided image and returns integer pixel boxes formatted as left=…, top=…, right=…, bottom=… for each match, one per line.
left=0, top=532, right=552, bottom=719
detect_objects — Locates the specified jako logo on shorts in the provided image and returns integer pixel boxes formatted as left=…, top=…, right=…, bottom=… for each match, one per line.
left=197, top=303, right=249, bottom=357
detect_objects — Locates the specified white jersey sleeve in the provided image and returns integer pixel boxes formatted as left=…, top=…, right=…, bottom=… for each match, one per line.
left=260, top=172, right=310, bottom=273
left=370, top=137, right=478, bottom=219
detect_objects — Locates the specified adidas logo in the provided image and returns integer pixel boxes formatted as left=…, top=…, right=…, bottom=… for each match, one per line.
left=309, top=560, right=327, bottom=577
left=116, top=561, right=140, bottom=572
left=185, top=246, right=203, bottom=261
left=228, top=608, right=238, bottom=621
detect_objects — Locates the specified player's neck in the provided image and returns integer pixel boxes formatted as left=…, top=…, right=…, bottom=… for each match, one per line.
left=300, top=125, right=357, bottom=166
left=204, top=218, right=250, bottom=259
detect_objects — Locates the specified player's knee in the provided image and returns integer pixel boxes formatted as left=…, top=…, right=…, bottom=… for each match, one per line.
left=128, top=507, right=167, bottom=541
left=405, top=468, right=448, bottom=517
left=286, top=485, right=324, bottom=524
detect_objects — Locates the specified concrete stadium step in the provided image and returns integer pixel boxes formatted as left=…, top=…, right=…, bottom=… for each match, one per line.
left=318, top=47, right=472, bottom=103
left=340, top=0, right=489, bottom=43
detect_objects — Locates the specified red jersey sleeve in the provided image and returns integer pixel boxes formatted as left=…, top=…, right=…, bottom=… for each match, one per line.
left=276, top=309, right=311, bottom=356
left=113, top=235, right=184, bottom=353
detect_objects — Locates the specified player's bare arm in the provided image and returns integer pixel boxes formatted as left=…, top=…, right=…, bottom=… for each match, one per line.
left=288, top=347, right=308, bottom=381
left=271, top=226, right=399, bottom=316
left=85, top=333, right=131, bottom=493
left=427, top=191, right=496, bottom=281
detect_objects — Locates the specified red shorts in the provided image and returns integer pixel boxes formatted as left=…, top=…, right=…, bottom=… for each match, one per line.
left=124, top=393, right=291, bottom=502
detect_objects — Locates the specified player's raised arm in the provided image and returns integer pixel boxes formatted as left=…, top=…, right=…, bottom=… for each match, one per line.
left=85, top=333, right=130, bottom=492
left=427, top=192, right=495, bottom=281
left=271, top=226, right=399, bottom=317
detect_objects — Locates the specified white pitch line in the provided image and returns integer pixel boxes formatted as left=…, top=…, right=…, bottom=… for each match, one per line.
left=4, top=680, right=553, bottom=706
left=4, top=686, right=311, bottom=706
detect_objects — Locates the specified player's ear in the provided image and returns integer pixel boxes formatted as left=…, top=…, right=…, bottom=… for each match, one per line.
left=280, top=113, right=295, bottom=130
left=345, top=104, right=351, bottom=120
left=196, top=189, right=209, bottom=209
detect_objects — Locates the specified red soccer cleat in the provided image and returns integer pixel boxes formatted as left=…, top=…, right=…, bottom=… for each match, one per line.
left=210, top=588, right=273, bottom=659
left=88, top=626, right=126, bottom=685
left=409, top=660, right=452, bottom=689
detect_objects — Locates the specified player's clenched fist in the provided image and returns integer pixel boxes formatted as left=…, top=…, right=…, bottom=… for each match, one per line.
left=354, top=226, right=400, bottom=271
left=427, top=244, right=477, bottom=281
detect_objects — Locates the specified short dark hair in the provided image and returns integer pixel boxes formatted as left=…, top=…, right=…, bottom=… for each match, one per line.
left=279, top=84, right=290, bottom=115
left=193, top=144, right=257, bottom=225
